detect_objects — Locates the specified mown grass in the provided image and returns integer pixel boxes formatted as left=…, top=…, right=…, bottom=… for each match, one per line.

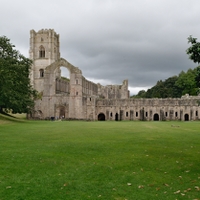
left=0, top=117, right=200, bottom=200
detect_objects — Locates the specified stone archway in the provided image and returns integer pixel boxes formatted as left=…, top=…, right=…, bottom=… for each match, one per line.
left=98, top=113, right=105, bottom=121
left=44, top=58, right=82, bottom=96
left=115, top=113, right=119, bottom=121
left=153, top=113, right=159, bottom=121
left=60, top=107, right=65, bottom=119
left=184, top=114, right=189, bottom=121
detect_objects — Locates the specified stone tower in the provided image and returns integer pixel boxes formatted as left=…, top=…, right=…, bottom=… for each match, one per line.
left=29, top=29, right=60, bottom=92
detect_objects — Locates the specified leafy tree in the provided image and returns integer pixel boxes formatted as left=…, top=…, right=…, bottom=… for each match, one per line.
left=186, top=35, right=200, bottom=64
left=163, top=76, right=180, bottom=97
left=195, top=66, right=200, bottom=88
left=134, top=90, right=146, bottom=98
left=0, top=36, right=36, bottom=114
left=175, top=69, right=198, bottom=96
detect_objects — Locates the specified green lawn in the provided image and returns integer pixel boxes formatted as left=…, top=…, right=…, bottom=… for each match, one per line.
left=0, top=116, right=200, bottom=199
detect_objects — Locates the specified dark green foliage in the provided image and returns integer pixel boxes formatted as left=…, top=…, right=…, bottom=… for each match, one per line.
left=135, top=75, right=182, bottom=98
left=186, top=35, right=200, bottom=64
left=175, top=69, right=198, bottom=96
left=0, top=36, right=36, bottom=113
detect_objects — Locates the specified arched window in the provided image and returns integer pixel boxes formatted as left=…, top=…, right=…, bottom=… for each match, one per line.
left=39, top=46, right=45, bottom=58
left=39, top=69, right=44, bottom=77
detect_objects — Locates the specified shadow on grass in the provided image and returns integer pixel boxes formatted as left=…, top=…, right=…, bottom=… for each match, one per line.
left=0, top=113, right=27, bottom=124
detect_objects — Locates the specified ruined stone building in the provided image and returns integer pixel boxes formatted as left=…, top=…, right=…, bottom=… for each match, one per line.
left=29, top=29, right=200, bottom=121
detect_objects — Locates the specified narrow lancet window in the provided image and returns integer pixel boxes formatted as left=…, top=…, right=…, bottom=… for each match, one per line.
left=39, top=46, right=45, bottom=58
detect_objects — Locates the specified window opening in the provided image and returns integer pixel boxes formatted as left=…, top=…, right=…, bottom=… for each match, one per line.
left=39, top=69, right=44, bottom=77
left=39, top=46, right=45, bottom=58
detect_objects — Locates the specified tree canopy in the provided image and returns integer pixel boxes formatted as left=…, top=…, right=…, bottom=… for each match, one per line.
left=0, top=36, right=36, bottom=113
left=186, top=35, right=200, bottom=64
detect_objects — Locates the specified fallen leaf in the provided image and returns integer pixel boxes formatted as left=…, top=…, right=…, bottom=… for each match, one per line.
left=174, top=190, right=180, bottom=194
left=194, top=186, right=199, bottom=191
left=138, top=185, right=144, bottom=189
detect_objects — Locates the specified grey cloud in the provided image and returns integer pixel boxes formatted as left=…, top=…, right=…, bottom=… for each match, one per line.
left=1, top=0, right=200, bottom=94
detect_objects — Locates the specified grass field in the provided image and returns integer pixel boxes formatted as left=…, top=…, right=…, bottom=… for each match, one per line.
left=0, top=115, right=200, bottom=200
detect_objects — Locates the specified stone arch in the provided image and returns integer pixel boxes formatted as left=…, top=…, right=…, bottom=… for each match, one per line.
left=184, top=114, right=189, bottom=121
left=34, top=110, right=43, bottom=119
left=115, top=113, right=119, bottom=121
left=98, top=113, right=105, bottom=121
left=45, top=58, right=82, bottom=75
left=43, top=58, right=82, bottom=96
left=153, top=113, right=159, bottom=121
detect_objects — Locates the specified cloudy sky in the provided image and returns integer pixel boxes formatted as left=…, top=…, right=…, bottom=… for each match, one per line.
left=1, top=0, right=200, bottom=94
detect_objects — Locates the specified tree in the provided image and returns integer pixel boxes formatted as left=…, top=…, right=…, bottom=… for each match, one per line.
left=175, top=69, right=197, bottom=96
left=186, top=35, right=200, bottom=64
left=133, top=90, right=146, bottom=98
left=0, top=36, right=36, bottom=114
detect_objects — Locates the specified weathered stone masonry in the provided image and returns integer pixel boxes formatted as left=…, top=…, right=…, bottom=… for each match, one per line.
left=29, top=29, right=200, bottom=121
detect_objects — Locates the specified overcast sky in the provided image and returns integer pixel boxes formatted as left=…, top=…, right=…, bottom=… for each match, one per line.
left=1, top=0, right=200, bottom=94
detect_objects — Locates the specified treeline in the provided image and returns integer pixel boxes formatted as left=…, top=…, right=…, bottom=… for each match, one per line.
left=133, top=66, right=200, bottom=98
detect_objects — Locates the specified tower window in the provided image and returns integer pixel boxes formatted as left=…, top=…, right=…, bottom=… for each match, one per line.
left=39, top=69, right=44, bottom=77
left=39, top=46, right=45, bottom=58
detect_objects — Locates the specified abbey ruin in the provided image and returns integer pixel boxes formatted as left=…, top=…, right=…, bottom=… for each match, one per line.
left=29, top=29, right=200, bottom=121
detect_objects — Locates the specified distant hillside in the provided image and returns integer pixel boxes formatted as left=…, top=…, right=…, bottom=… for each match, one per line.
left=132, top=66, right=200, bottom=98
